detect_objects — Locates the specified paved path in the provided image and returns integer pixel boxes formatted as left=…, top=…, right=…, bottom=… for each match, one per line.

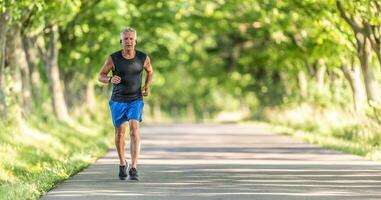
left=41, top=124, right=381, bottom=200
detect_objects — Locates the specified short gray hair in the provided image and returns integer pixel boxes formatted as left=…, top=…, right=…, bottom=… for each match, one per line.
left=120, top=27, right=137, bottom=39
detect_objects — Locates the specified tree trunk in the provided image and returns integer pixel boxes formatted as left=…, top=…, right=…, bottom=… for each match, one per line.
left=363, top=21, right=381, bottom=70
left=12, top=27, right=32, bottom=113
left=316, top=59, right=326, bottom=92
left=153, top=100, right=162, bottom=122
left=201, top=101, right=210, bottom=121
left=375, top=50, right=381, bottom=69
left=45, top=25, right=70, bottom=121
left=226, top=40, right=242, bottom=72
left=170, top=106, right=178, bottom=120
left=336, top=1, right=381, bottom=103
left=144, top=102, right=152, bottom=121
left=22, top=35, right=41, bottom=99
left=370, top=34, right=381, bottom=68
left=298, top=70, right=307, bottom=98
left=6, top=25, right=33, bottom=113
left=0, top=11, right=10, bottom=116
left=85, top=81, right=96, bottom=110
left=305, top=59, right=317, bottom=77
left=0, top=11, right=10, bottom=88
left=6, top=25, right=23, bottom=104
left=186, top=103, right=195, bottom=122
left=342, top=63, right=366, bottom=113
left=356, top=33, right=381, bottom=103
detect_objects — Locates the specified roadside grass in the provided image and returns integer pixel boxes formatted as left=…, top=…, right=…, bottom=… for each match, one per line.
left=0, top=104, right=114, bottom=200
left=261, top=103, right=381, bottom=161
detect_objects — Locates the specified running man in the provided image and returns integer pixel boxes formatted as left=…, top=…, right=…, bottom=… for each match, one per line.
left=98, top=27, right=154, bottom=181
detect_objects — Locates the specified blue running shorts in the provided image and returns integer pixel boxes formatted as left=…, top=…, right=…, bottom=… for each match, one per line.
left=109, top=99, right=144, bottom=127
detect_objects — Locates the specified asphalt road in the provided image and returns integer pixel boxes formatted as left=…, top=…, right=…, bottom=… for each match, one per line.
left=40, top=124, right=381, bottom=200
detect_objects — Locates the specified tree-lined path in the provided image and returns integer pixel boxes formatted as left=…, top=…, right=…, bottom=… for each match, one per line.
left=41, top=124, right=381, bottom=200
left=2, top=1, right=381, bottom=199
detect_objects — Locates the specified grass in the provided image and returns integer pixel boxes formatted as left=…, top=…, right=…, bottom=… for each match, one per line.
left=0, top=103, right=114, bottom=200
left=261, top=103, right=381, bottom=161
left=272, top=125, right=374, bottom=158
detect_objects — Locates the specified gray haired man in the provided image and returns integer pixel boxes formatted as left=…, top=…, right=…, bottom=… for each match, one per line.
left=98, top=27, right=154, bottom=181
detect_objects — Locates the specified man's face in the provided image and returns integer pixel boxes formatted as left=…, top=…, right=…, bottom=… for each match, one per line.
left=121, top=32, right=136, bottom=50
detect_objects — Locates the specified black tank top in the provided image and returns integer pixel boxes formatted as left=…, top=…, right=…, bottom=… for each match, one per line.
left=110, top=50, right=147, bottom=102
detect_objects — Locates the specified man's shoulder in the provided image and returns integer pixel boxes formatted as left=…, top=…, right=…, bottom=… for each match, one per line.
left=136, top=50, right=147, bottom=56
left=136, top=50, right=148, bottom=61
left=111, top=50, right=122, bottom=57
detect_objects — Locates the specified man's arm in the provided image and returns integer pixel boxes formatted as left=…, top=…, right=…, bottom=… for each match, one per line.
left=142, top=56, right=154, bottom=96
left=98, top=56, right=121, bottom=84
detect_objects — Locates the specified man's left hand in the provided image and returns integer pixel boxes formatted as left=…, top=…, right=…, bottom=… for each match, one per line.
left=142, top=86, right=149, bottom=96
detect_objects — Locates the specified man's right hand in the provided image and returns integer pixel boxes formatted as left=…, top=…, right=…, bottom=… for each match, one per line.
left=111, top=75, right=121, bottom=84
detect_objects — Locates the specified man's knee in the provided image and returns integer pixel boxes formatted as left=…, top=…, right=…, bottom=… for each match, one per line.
left=115, top=127, right=125, bottom=139
left=129, top=122, right=139, bottom=137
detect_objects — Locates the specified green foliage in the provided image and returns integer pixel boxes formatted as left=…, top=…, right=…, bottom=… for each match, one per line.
left=1, top=0, right=381, bottom=197
left=3, top=0, right=370, bottom=119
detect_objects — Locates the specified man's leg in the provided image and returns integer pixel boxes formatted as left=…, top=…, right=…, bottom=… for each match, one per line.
left=129, top=120, right=140, bottom=168
left=115, top=123, right=127, bottom=166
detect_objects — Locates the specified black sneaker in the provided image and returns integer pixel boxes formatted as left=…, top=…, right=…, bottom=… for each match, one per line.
left=127, top=167, right=139, bottom=181
left=118, top=161, right=128, bottom=180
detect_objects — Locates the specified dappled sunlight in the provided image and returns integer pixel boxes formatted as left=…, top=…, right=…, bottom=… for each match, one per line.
left=17, top=123, right=64, bottom=152
left=1, top=0, right=381, bottom=199
left=42, top=124, right=381, bottom=199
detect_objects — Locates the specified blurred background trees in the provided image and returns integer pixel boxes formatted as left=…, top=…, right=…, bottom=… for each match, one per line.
left=1, top=1, right=381, bottom=198
left=0, top=0, right=380, bottom=122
